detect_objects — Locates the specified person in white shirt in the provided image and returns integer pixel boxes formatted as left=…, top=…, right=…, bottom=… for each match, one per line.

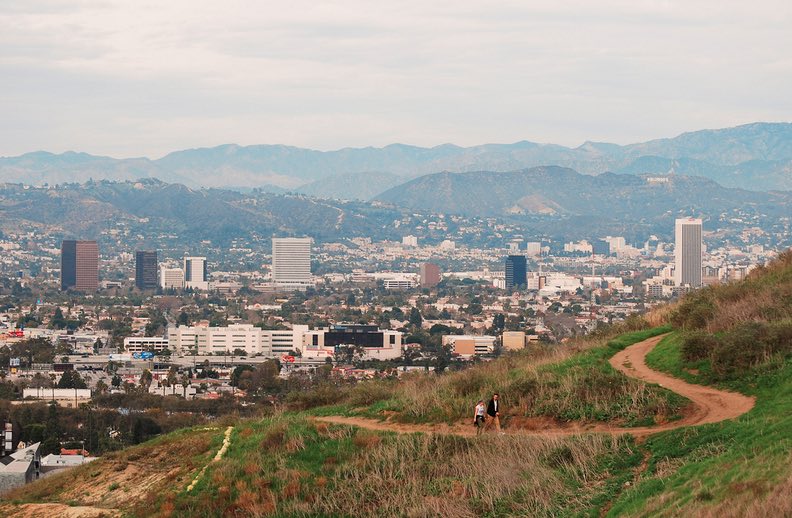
left=473, top=400, right=486, bottom=435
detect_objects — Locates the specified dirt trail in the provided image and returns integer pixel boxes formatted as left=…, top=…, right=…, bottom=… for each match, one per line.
left=315, top=334, right=756, bottom=437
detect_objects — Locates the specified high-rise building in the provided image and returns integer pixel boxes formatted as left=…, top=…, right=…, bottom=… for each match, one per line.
left=61, top=240, right=98, bottom=292
left=592, top=239, right=610, bottom=256
left=505, top=255, right=527, bottom=290
left=184, top=256, right=209, bottom=290
left=402, top=235, right=418, bottom=247
left=160, top=267, right=185, bottom=290
left=674, top=218, right=703, bottom=287
left=135, top=251, right=158, bottom=289
left=420, top=263, right=441, bottom=288
left=525, top=242, right=542, bottom=256
left=272, top=237, right=312, bottom=290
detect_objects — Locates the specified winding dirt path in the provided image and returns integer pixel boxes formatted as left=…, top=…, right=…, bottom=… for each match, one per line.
left=315, top=334, right=756, bottom=437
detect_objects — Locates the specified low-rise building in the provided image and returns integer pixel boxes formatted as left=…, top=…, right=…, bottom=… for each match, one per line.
left=443, top=335, right=497, bottom=357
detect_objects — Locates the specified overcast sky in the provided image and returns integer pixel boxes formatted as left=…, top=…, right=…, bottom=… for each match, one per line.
left=1, top=0, right=790, bottom=158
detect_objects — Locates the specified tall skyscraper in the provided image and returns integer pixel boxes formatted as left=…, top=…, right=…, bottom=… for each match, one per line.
left=674, top=218, right=703, bottom=287
left=184, top=256, right=209, bottom=290
left=505, top=255, right=527, bottom=290
left=420, top=263, right=441, bottom=288
left=272, top=237, right=312, bottom=290
left=135, top=251, right=158, bottom=289
left=61, top=240, right=99, bottom=291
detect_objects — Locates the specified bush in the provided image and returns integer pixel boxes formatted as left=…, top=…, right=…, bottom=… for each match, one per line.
left=708, top=321, right=792, bottom=380
left=681, top=331, right=719, bottom=362
left=671, top=291, right=716, bottom=330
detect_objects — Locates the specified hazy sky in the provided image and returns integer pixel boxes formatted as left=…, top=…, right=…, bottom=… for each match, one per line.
left=1, top=0, right=790, bottom=158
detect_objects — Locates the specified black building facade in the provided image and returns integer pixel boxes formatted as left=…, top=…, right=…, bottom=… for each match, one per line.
left=505, top=255, right=527, bottom=290
left=135, top=251, right=158, bottom=289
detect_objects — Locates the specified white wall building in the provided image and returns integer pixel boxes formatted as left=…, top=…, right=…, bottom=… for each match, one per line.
left=160, top=267, right=184, bottom=290
left=272, top=237, right=312, bottom=290
left=183, top=257, right=209, bottom=290
left=166, top=323, right=402, bottom=360
left=124, top=336, right=169, bottom=353
left=674, top=218, right=703, bottom=287
left=525, top=242, right=542, bottom=256
left=402, top=235, right=418, bottom=247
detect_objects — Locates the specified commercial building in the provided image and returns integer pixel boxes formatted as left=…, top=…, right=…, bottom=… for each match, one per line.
left=271, top=237, right=312, bottom=290
left=135, top=251, right=158, bottom=289
left=61, top=240, right=98, bottom=292
left=160, top=267, right=185, bottom=290
left=184, top=256, right=209, bottom=290
left=420, top=263, right=441, bottom=288
left=505, top=255, right=527, bottom=290
left=124, top=336, right=170, bottom=353
left=442, top=335, right=496, bottom=357
left=501, top=331, right=526, bottom=351
left=166, top=323, right=403, bottom=360
left=674, top=218, right=703, bottom=287
left=402, top=235, right=418, bottom=247
left=525, top=242, right=542, bottom=256
left=592, top=239, right=610, bottom=256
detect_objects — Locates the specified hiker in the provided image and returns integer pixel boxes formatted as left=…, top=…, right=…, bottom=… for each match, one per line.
left=473, top=399, right=486, bottom=435
left=486, top=393, right=504, bottom=434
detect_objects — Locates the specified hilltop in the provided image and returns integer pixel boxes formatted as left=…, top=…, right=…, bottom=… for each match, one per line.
left=2, top=123, right=792, bottom=195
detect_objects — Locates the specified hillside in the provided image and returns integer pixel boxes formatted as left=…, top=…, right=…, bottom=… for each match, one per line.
left=2, top=254, right=791, bottom=516
left=296, top=171, right=405, bottom=201
left=374, top=166, right=792, bottom=218
left=0, top=179, right=404, bottom=245
left=3, top=123, right=792, bottom=191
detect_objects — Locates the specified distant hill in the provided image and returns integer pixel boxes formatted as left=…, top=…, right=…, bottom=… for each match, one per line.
left=0, top=179, right=403, bottom=245
left=374, top=166, right=792, bottom=218
left=296, top=171, right=405, bottom=200
left=2, top=122, right=792, bottom=192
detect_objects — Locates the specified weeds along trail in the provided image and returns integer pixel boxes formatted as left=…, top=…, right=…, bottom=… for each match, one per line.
left=315, top=334, right=756, bottom=437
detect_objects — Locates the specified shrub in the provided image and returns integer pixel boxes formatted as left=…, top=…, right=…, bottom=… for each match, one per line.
left=681, top=331, right=719, bottom=362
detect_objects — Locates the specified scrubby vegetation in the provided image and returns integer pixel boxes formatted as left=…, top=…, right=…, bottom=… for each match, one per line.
left=306, top=324, right=686, bottom=427
left=141, top=415, right=644, bottom=517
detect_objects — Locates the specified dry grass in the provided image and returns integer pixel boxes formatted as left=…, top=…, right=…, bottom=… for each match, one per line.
left=308, top=432, right=630, bottom=517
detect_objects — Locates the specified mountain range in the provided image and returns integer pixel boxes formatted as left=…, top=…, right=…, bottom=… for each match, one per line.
left=1, top=123, right=792, bottom=199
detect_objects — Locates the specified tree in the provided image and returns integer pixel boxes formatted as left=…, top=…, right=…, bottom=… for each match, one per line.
left=94, top=379, right=109, bottom=395
left=93, top=338, right=103, bottom=353
left=408, top=307, right=423, bottom=328
left=492, top=313, right=506, bottom=331
left=41, top=402, right=61, bottom=455
left=51, top=307, right=67, bottom=330
left=433, top=344, right=453, bottom=373
left=57, top=370, right=87, bottom=389
left=139, top=369, right=153, bottom=390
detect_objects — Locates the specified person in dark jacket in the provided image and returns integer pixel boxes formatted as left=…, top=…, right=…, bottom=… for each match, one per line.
left=486, top=393, right=503, bottom=434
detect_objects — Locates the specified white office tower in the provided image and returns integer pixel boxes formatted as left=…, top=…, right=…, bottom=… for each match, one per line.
left=525, top=242, right=542, bottom=256
left=272, top=237, right=313, bottom=290
left=183, top=256, right=209, bottom=290
left=160, top=267, right=185, bottom=290
left=674, top=218, right=703, bottom=287
left=402, top=235, right=418, bottom=247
